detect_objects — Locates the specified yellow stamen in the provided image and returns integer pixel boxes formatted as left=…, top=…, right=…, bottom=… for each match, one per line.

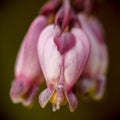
left=50, top=91, right=67, bottom=105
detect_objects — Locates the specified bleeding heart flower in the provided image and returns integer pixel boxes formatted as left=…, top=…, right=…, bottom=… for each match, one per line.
left=78, top=13, right=108, bottom=100
left=37, top=25, right=90, bottom=112
left=9, top=0, right=109, bottom=112
left=10, top=15, right=47, bottom=106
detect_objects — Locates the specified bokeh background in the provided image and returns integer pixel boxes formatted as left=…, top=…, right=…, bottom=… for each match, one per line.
left=0, top=0, right=120, bottom=120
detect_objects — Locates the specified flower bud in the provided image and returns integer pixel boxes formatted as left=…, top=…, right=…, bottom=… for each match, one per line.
left=37, top=25, right=90, bottom=111
left=10, top=16, right=47, bottom=106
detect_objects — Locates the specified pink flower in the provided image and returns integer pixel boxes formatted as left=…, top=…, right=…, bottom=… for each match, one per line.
left=9, top=0, right=109, bottom=112
left=37, top=25, right=90, bottom=112
left=10, top=16, right=47, bottom=106
left=78, top=13, right=108, bottom=100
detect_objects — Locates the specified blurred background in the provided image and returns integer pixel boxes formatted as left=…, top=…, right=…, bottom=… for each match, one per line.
left=0, top=0, right=120, bottom=120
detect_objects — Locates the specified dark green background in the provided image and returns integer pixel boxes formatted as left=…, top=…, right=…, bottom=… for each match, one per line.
left=0, top=0, right=120, bottom=120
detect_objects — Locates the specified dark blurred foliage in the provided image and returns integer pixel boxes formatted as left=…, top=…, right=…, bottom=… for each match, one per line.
left=0, top=0, right=120, bottom=120
left=108, top=0, right=120, bottom=6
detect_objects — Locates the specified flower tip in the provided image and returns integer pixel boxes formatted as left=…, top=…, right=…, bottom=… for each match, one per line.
left=65, top=91, right=78, bottom=112
left=38, top=88, right=55, bottom=108
left=10, top=78, right=40, bottom=106
left=69, top=107, right=76, bottom=113
left=10, top=80, right=24, bottom=103
left=79, top=75, right=106, bottom=101
left=52, top=107, right=57, bottom=112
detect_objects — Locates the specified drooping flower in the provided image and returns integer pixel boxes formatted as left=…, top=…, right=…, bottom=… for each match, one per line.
left=78, top=13, right=108, bottom=100
left=9, top=0, right=109, bottom=112
left=10, top=16, right=47, bottom=106
left=37, top=25, right=90, bottom=112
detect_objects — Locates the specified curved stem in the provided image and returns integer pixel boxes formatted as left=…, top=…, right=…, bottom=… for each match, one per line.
left=61, top=0, right=71, bottom=32
left=54, top=0, right=71, bottom=34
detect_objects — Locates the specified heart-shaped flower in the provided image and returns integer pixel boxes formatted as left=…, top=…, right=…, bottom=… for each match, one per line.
left=37, top=25, right=90, bottom=111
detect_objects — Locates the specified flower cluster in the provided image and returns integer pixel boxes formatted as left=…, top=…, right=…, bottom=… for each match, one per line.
left=10, top=0, right=108, bottom=112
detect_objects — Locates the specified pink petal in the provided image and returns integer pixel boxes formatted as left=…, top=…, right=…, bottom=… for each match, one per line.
left=54, top=31, right=76, bottom=54
left=65, top=91, right=78, bottom=112
left=64, top=27, right=90, bottom=90
left=78, top=13, right=108, bottom=100
left=10, top=15, right=47, bottom=105
left=39, top=87, right=55, bottom=108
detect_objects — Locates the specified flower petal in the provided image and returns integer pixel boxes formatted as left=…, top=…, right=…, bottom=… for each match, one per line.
left=39, top=87, right=55, bottom=108
left=10, top=15, right=47, bottom=105
left=65, top=91, right=78, bottom=112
